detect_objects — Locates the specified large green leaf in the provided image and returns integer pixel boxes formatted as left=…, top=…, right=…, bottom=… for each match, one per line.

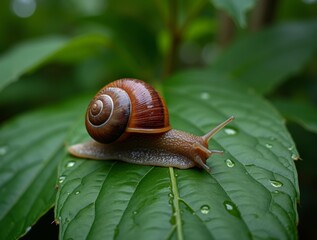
left=55, top=70, right=299, bottom=239
left=273, top=99, right=317, bottom=134
left=211, top=0, right=256, bottom=27
left=213, top=20, right=317, bottom=95
left=0, top=97, right=88, bottom=239
left=0, top=34, right=109, bottom=91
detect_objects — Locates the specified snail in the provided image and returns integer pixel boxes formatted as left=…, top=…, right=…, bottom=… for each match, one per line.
left=68, top=78, right=234, bottom=172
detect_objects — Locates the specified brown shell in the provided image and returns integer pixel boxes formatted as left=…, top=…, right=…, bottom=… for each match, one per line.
left=85, top=78, right=171, bottom=143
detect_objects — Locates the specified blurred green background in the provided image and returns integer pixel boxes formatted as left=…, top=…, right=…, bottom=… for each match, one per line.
left=0, top=0, right=317, bottom=239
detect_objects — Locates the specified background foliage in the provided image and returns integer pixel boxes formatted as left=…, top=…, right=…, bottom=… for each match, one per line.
left=0, top=0, right=317, bottom=239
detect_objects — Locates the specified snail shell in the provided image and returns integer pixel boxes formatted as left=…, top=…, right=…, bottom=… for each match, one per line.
left=86, top=79, right=171, bottom=144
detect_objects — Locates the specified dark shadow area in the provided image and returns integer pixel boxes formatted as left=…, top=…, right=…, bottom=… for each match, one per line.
left=21, top=208, right=58, bottom=240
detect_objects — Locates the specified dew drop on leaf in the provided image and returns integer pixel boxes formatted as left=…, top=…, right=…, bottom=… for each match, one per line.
left=224, top=202, right=233, bottom=211
left=291, top=153, right=300, bottom=161
left=75, top=191, right=80, bottom=195
left=0, top=146, right=8, bottom=156
left=200, top=92, right=210, bottom=100
left=224, top=127, right=237, bottom=135
left=200, top=205, right=210, bottom=214
left=66, top=161, right=75, bottom=168
left=58, top=175, right=66, bottom=184
left=265, top=143, right=273, bottom=149
left=225, top=159, right=235, bottom=168
left=270, top=180, right=283, bottom=188
left=223, top=201, right=240, bottom=217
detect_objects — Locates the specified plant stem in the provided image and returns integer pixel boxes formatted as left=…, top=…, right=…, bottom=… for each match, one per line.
left=164, top=0, right=181, bottom=77
left=249, top=0, right=278, bottom=31
left=217, top=11, right=236, bottom=47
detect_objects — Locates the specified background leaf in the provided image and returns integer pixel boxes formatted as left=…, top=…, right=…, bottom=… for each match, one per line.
left=273, top=99, right=317, bottom=134
left=55, top=70, right=299, bottom=239
left=213, top=20, right=317, bottom=95
left=211, top=0, right=256, bottom=27
left=0, top=34, right=109, bottom=91
left=0, top=97, right=87, bottom=239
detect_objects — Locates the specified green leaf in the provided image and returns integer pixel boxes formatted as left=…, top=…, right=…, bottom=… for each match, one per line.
left=0, top=37, right=66, bottom=91
left=56, top=70, right=299, bottom=239
left=273, top=99, right=317, bottom=134
left=211, top=0, right=256, bottom=27
left=0, top=34, right=109, bottom=91
left=213, top=20, right=317, bottom=95
left=0, top=97, right=88, bottom=239
left=51, top=34, right=110, bottom=63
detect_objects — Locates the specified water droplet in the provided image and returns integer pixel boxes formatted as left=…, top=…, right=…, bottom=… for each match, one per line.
left=168, top=193, right=174, bottom=198
left=225, top=159, right=235, bottom=168
left=270, top=180, right=283, bottom=188
left=265, top=143, right=273, bottom=149
left=66, top=161, right=75, bottom=168
left=200, top=205, right=210, bottom=214
left=58, top=175, right=66, bottom=184
left=288, top=146, right=294, bottom=151
left=133, top=210, right=138, bottom=215
left=224, top=127, right=237, bottom=135
left=224, top=202, right=233, bottom=211
left=223, top=201, right=240, bottom=217
left=200, top=92, right=210, bottom=100
left=0, top=146, right=8, bottom=156
left=291, top=153, right=300, bottom=161
left=75, top=191, right=80, bottom=195
left=25, top=226, right=31, bottom=233
left=273, top=190, right=279, bottom=194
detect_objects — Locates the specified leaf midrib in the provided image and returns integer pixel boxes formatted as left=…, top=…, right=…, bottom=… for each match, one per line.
left=169, top=167, right=183, bottom=240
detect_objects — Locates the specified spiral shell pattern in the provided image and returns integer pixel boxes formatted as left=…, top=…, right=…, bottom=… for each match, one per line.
left=85, top=79, right=171, bottom=143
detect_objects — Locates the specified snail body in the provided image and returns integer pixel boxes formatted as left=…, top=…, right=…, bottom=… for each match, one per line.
left=68, top=79, right=234, bottom=172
